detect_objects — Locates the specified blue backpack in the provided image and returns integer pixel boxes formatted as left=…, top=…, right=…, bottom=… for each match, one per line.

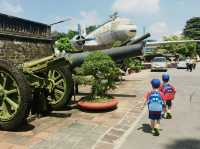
left=148, top=91, right=163, bottom=112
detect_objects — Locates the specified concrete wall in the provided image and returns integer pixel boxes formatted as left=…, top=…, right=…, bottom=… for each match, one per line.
left=0, top=38, right=53, bottom=64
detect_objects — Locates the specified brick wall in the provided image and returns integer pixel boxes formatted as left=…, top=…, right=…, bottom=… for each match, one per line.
left=0, top=38, right=53, bottom=64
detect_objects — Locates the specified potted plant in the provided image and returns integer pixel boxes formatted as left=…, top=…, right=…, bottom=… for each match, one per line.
left=75, top=51, right=120, bottom=110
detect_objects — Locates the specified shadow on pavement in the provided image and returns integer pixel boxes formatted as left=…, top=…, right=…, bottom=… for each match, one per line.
left=122, top=79, right=142, bottom=82
left=47, top=112, right=72, bottom=118
left=150, top=70, right=168, bottom=72
left=15, top=123, right=35, bottom=132
left=77, top=92, right=137, bottom=98
left=165, top=139, right=200, bottom=149
left=137, top=123, right=152, bottom=134
left=0, top=123, right=35, bottom=132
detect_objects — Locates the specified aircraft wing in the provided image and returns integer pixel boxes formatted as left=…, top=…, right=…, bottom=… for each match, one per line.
left=146, top=40, right=200, bottom=46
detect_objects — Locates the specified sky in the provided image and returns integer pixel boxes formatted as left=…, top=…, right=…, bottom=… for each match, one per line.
left=0, top=0, right=199, bottom=40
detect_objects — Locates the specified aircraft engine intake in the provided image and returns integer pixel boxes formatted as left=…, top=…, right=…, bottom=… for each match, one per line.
left=75, top=35, right=86, bottom=46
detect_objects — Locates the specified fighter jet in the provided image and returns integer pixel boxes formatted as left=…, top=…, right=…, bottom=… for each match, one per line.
left=71, top=12, right=137, bottom=50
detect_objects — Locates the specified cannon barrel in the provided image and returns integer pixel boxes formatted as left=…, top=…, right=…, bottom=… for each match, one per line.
left=127, top=33, right=151, bottom=45
left=68, top=42, right=145, bottom=67
left=121, top=33, right=151, bottom=46
left=22, top=34, right=150, bottom=72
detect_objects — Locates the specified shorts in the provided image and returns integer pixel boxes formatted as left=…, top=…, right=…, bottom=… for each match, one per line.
left=149, top=111, right=161, bottom=120
left=166, top=100, right=172, bottom=108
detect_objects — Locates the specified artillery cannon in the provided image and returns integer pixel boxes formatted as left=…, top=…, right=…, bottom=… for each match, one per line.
left=120, top=33, right=151, bottom=46
left=0, top=13, right=150, bottom=130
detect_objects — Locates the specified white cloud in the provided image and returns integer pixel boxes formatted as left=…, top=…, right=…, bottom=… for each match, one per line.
left=149, top=22, right=170, bottom=40
left=112, top=0, right=160, bottom=15
left=51, top=11, right=100, bottom=33
left=79, top=10, right=100, bottom=27
left=50, top=16, right=72, bottom=33
left=0, top=0, right=23, bottom=16
left=65, top=10, right=100, bottom=32
left=173, top=30, right=182, bottom=36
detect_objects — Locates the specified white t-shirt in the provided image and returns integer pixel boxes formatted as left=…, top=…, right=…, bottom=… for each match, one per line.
left=186, top=58, right=191, bottom=64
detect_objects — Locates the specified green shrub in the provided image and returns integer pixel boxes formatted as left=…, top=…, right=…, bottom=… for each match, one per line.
left=78, top=51, right=120, bottom=100
left=123, top=58, right=143, bottom=72
left=55, top=37, right=77, bottom=52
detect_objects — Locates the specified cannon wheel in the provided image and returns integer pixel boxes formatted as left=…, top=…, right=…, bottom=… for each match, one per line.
left=0, top=60, right=32, bottom=130
left=47, top=67, right=73, bottom=109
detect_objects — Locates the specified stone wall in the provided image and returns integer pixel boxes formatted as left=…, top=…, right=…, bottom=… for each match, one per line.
left=0, top=38, right=53, bottom=64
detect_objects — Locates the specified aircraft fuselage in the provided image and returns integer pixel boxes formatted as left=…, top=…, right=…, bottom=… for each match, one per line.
left=73, top=17, right=137, bottom=50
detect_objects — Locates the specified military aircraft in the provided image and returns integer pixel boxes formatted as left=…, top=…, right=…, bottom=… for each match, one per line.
left=70, top=12, right=137, bottom=50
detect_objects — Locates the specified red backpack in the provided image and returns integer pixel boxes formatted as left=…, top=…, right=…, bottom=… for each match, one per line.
left=161, top=83, right=175, bottom=101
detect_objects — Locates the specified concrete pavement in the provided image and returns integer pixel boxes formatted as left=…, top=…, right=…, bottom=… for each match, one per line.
left=117, top=65, right=200, bottom=149
left=0, top=69, right=150, bottom=149
left=1, top=65, right=199, bottom=149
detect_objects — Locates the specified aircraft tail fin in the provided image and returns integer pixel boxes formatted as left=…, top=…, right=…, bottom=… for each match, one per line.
left=77, top=24, right=87, bottom=37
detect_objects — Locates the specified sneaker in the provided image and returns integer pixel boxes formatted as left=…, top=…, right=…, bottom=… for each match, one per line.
left=162, top=113, right=166, bottom=119
left=151, top=129, right=155, bottom=134
left=166, top=113, right=172, bottom=119
left=168, top=113, right=172, bottom=119
left=154, top=128, right=160, bottom=136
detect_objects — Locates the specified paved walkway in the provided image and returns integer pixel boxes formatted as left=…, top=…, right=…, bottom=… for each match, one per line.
left=117, top=64, right=200, bottom=149
left=0, top=70, right=151, bottom=149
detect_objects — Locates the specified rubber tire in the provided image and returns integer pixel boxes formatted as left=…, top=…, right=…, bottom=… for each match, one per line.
left=0, top=60, right=32, bottom=131
left=48, top=67, right=73, bottom=110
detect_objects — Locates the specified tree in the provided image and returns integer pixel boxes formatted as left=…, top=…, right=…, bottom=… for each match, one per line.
left=159, top=35, right=197, bottom=57
left=86, top=25, right=97, bottom=34
left=66, top=30, right=78, bottom=39
left=76, top=51, right=120, bottom=100
left=183, top=17, right=200, bottom=40
left=51, top=30, right=77, bottom=40
left=183, top=17, right=200, bottom=55
left=55, top=37, right=76, bottom=52
left=51, top=31, right=68, bottom=40
left=123, top=57, right=143, bottom=73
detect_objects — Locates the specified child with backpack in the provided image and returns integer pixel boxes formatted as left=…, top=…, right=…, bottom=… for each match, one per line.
left=160, top=73, right=176, bottom=119
left=144, top=79, right=165, bottom=136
